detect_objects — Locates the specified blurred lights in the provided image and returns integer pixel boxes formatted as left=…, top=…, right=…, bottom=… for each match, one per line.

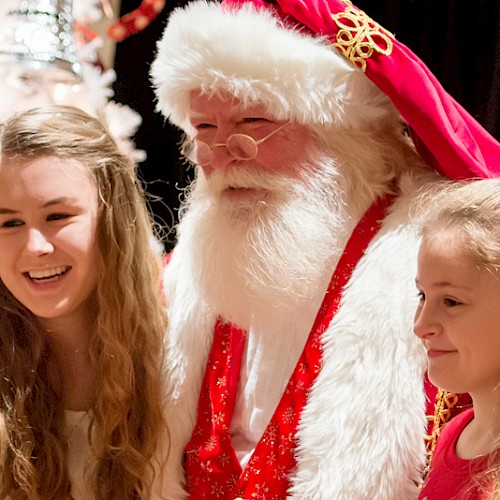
left=0, top=0, right=81, bottom=82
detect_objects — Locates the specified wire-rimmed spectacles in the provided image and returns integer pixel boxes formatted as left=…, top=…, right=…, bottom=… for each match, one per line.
left=181, top=121, right=289, bottom=166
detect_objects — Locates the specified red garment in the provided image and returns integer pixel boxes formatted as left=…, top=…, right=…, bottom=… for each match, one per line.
left=419, top=409, right=492, bottom=500
left=184, top=194, right=394, bottom=499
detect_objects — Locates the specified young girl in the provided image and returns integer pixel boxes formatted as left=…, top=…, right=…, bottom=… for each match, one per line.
left=414, top=179, right=500, bottom=499
left=0, top=105, right=169, bottom=499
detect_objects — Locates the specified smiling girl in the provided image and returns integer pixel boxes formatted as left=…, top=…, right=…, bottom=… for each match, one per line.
left=414, top=179, right=500, bottom=499
left=0, top=105, right=168, bottom=499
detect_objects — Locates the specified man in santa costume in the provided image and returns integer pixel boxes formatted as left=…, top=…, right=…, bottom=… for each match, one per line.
left=150, top=0, right=499, bottom=498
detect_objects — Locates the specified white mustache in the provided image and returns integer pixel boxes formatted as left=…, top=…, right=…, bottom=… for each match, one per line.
left=197, top=167, right=294, bottom=196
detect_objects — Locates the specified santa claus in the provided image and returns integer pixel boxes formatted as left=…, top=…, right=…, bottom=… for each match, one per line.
left=150, top=0, right=499, bottom=498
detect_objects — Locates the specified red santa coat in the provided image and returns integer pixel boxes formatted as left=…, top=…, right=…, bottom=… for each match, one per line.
left=160, top=170, right=440, bottom=499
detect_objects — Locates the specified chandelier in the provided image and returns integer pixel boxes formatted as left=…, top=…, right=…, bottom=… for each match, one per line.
left=0, top=0, right=81, bottom=82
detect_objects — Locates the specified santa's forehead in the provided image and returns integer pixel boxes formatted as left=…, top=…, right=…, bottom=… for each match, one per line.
left=189, top=91, right=274, bottom=118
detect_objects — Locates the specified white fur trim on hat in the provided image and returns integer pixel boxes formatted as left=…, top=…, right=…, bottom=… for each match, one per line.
left=150, top=0, right=397, bottom=134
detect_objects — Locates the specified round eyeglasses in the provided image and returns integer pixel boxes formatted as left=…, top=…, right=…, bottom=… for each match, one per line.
left=181, top=121, right=289, bottom=166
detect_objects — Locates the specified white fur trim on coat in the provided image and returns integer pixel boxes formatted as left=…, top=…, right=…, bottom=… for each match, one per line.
left=150, top=0, right=397, bottom=135
left=160, top=172, right=439, bottom=499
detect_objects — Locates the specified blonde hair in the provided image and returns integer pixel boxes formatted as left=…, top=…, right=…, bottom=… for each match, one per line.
left=414, top=178, right=500, bottom=498
left=415, top=178, right=500, bottom=273
left=0, top=105, right=168, bottom=499
left=488, top=444, right=500, bottom=499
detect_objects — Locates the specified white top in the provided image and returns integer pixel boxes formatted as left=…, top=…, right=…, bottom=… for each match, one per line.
left=65, top=410, right=94, bottom=499
left=64, top=410, right=169, bottom=499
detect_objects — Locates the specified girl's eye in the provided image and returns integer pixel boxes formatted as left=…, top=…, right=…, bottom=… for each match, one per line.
left=417, top=291, right=425, bottom=302
left=47, top=213, right=70, bottom=221
left=444, top=298, right=461, bottom=307
left=0, top=219, right=23, bottom=228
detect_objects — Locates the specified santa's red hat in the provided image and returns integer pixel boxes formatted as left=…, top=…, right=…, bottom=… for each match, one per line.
left=150, top=0, right=499, bottom=179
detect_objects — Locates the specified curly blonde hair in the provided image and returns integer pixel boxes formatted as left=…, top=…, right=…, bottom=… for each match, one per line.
left=0, top=105, right=168, bottom=499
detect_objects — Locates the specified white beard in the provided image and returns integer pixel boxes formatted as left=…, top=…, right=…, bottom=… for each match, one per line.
left=176, top=153, right=359, bottom=330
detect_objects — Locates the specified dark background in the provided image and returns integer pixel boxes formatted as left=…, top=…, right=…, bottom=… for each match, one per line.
left=113, top=0, right=500, bottom=251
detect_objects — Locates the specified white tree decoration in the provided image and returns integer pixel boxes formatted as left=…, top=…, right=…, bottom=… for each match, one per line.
left=0, top=0, right=144, bottom=160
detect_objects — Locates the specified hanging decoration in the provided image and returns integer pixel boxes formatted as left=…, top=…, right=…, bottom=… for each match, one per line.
left=0, top=0, right=145, bottom=161
left=0, top=0, right=81, bottom=81
left=107, top=0, right=166, bottom=41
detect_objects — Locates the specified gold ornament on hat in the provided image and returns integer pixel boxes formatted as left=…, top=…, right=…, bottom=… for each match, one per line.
left=331, top=0, right=394, bottom=72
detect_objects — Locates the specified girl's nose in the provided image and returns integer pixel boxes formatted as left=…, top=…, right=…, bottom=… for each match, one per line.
left=413, top=303, right=437, bottom=340
left=25, top=228, right=54, bottom=256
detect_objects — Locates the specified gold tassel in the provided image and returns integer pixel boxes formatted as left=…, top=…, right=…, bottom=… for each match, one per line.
left=423, top=388, right=459, bottom=478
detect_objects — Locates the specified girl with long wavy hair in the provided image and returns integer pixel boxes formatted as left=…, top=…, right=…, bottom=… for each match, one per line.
left=0, top=104, right=169, bottom=499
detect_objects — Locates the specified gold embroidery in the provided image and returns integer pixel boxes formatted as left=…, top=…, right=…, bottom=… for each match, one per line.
left=204, top=436, right=218, bottom=451
left=423, top=388, right=459, bottom=479
left=331, top=0, right=394, bottom=72
left=212, top=411, right=225, bottom=425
